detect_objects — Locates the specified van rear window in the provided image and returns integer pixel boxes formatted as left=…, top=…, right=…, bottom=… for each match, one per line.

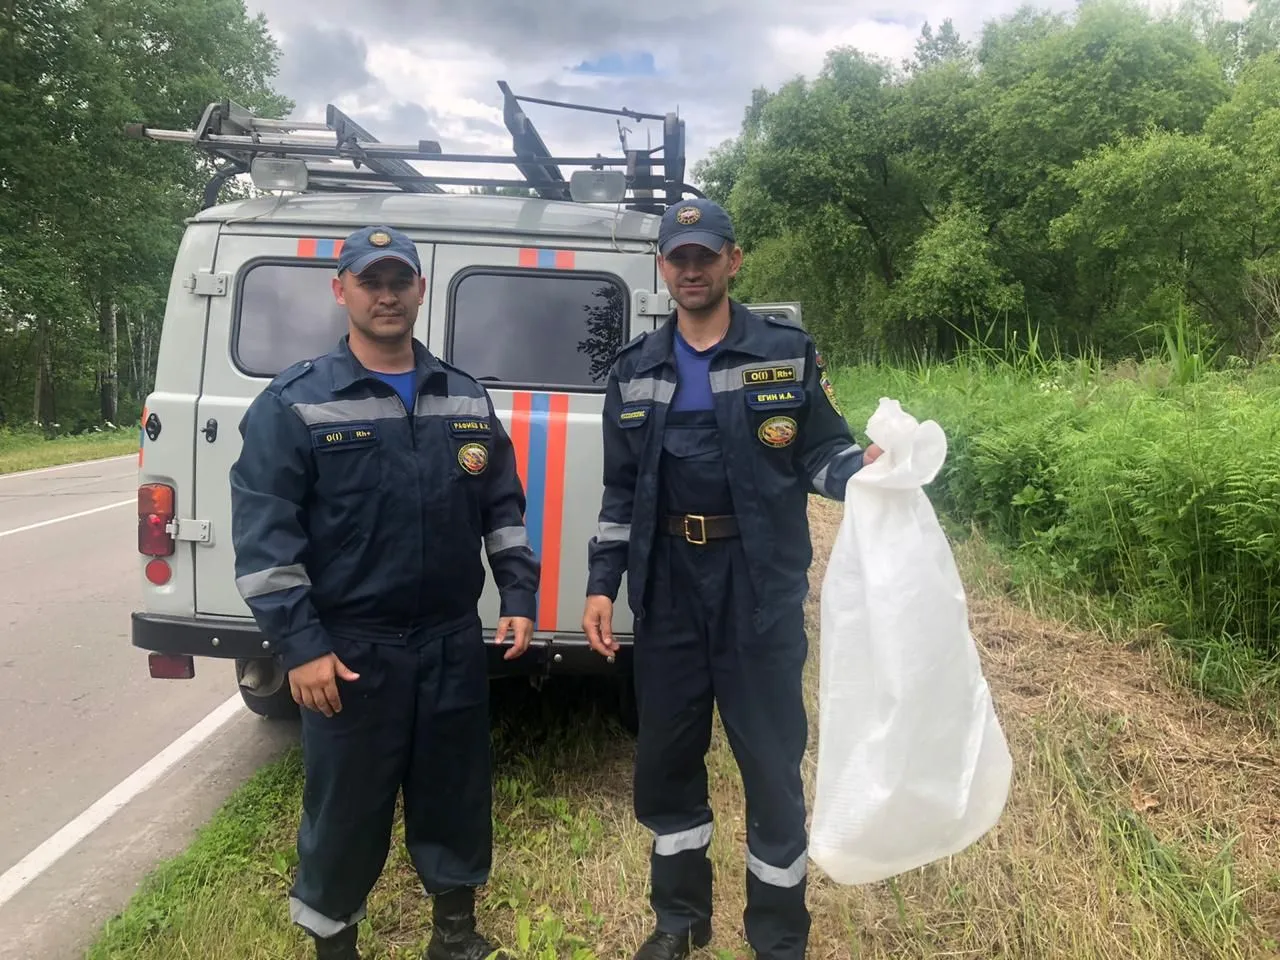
left=234, top=264, right=629, bottom=388
left=447, top=270, right=626, bottom=389
left=234, top=264, right=349, bottom=377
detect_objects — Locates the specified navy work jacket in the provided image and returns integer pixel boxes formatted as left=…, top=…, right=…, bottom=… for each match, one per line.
left=230, top=335, right=539, bottom=671
left=586, top=301, right=865, bottom=632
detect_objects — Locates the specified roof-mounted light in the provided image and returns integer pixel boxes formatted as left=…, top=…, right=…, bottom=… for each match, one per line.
left=570, top=170, right=626, bottom=204
left=250, top=157, right=309, bottom=193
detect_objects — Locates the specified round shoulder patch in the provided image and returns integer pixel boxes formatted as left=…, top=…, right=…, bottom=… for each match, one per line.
left=758, top=415, right=798, bottom=448
left=458, top=442, right=488, bottom=475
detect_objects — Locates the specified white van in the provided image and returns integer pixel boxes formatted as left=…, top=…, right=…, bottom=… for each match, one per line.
left=127, top=87, right=800, bottom=729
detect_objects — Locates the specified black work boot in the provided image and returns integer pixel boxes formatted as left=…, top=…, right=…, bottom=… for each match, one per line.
left=633, top=924, right=711, bottom=960
left=425, top=887, right=501, bottom=960
left=313, top=925, right=360, bottom=960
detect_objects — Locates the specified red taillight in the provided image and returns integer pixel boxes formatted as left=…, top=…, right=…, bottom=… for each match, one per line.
left=138, top=483, right=175, bottom=557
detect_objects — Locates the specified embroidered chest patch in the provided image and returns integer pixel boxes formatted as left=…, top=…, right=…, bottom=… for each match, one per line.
left=457, top=442, right=489, bottom=475
left=758, top=416, right=798, bottom=448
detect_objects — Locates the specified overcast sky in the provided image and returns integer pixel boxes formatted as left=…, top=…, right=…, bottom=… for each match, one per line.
left=241, top=0, right=1252, bottom=191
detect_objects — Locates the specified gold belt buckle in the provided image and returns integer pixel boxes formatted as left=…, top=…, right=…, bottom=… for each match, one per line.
left=683, top=514, right=708, bottom=545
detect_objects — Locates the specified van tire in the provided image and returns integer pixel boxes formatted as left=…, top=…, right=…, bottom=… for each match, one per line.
left=236, top=657, right=300, bottom=720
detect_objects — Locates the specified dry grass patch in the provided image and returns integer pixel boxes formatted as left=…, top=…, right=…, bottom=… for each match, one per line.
left=89, top=499, right=1280, bottom=959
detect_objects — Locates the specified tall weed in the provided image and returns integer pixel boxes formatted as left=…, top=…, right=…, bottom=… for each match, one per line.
left=832, top=346, right=1280, bottom=707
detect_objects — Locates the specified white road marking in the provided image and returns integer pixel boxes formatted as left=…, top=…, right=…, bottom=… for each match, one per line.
left=0, top=499, right=134, bottom=539
left=0, top=454, right=134, bottom=482
left=0, top=693, right=245, bottom=910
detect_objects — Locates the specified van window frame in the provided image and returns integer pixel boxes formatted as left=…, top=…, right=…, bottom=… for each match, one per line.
left=229, top=256, right=349, bottom=380
left=444, top=264, right=631, bottom=394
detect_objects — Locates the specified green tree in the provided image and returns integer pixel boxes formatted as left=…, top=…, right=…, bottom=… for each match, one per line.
left=0, top=0, right=291, bottom=428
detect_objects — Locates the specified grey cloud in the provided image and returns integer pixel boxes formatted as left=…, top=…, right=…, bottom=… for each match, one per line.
left=256, top=0, right=749, bottom=55
left=382, top=102, right=440, bottom=142
left=277, top=23, right=375, bottom=112
left=245, top=0, right=1047, bottom=187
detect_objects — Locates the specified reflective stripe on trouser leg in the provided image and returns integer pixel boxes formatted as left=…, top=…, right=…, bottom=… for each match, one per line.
left=289, top=898, right=367, bottom=939
left=654, top=821, right=713, bottom=856
left=746, top=848, right=807, bottom=888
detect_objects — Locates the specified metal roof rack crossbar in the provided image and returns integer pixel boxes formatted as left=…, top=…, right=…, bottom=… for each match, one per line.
left=126, top=81, right=702, bottom=212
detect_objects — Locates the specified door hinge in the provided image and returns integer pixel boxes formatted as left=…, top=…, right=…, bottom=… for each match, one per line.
left=166, top=519, right=212, bottom=544
left=183, top=271, right=229, bottom=297
left=634, top=290, right=674, bottom=316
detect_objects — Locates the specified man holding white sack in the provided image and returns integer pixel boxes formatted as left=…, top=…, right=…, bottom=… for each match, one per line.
left=582, top=197, right=881, bottom=960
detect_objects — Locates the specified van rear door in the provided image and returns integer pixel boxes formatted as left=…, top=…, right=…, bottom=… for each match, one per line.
left=192, top=231, right=436, bottom=617
left=424, top=242, right=655, bottom=640
left=743, top=301, right=804, bottom=328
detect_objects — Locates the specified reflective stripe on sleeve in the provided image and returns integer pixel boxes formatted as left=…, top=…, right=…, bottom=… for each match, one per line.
left=485, top=526, right=531, bottom=556
left=236, top=563, right=311, bottom=599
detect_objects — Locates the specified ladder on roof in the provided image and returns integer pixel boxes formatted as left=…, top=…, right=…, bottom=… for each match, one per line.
left=126, top=81, right=701, bottom=213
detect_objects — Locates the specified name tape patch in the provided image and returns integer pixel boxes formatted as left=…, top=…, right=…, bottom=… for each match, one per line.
left=742, top=365, right=798, bottom=387
left=619, top=403, right=651, bottom=428
left=312, top=423, right=378, bottom=450
left=449, top=418, right=491, bottom=436
left=746, top=387, right=805, bottom=410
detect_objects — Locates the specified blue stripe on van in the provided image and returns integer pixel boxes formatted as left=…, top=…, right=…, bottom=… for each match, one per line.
left=523, top=393, right=551, bottom=574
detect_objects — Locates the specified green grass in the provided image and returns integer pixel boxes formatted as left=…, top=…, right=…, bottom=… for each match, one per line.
left=0, top=427, right=137, bottom=475
left=828, top=342, right=1280, bottom=715
left=81, top=338, right=1280, bottom=958
left=83, top=508, right=1280, bottom=960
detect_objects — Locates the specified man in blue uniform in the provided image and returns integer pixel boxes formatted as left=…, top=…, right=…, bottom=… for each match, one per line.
left=582, top=199, right=881, bottom=960
left=230, top=225, right=538, bottom=960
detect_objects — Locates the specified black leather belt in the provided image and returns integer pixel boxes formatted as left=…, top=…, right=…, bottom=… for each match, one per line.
left=662, top=513, right=739, bottom=544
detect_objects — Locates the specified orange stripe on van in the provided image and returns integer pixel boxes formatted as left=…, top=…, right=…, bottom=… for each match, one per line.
left=510, top=392, right=532, bottom=493
left=297, top=238, right=318, bottom=258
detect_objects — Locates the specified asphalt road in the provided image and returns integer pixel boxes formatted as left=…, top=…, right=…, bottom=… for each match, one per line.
left=0, top=455, right=298, bottom=959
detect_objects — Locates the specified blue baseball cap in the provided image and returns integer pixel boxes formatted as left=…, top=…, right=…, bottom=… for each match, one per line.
left=337, top=225, right=422, bottom=276
left=658, top=198, right=736, bottom=256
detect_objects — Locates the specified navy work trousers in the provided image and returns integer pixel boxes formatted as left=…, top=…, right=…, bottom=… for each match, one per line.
left=633, top=534, right=811, bottom=960
left=287, top=618, right=492, bottom=938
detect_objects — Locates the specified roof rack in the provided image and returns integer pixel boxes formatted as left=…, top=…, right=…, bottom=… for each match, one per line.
left=126, top=81, right=703, bottom=213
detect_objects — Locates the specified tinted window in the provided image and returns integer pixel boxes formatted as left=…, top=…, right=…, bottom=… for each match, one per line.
left=449, top=271, right=626, bottom=389
left=235, top=264, right=349, bottom=377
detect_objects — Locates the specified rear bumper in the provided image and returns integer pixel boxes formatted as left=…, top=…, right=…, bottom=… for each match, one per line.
left=131, top=612, right=632, bottom=677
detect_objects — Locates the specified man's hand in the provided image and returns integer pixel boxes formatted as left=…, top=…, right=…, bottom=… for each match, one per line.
left=495, top=616, right=534, bottom=660
left=583, top=595, right=619, bottom=658
left=864, top=443, right=884, bottom=464
left=289, top=653, right=360, bottom=717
